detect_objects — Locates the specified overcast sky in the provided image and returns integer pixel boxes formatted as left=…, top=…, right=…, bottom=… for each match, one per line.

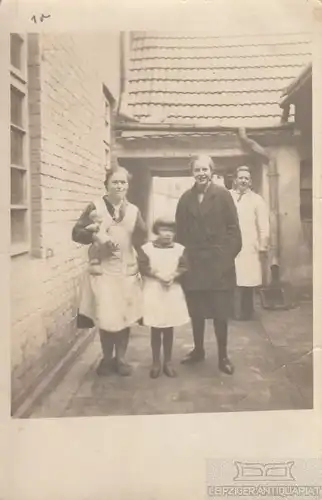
left=167, top=0, right=312, bottom=35
left=133, top=0, right=313, bottom=35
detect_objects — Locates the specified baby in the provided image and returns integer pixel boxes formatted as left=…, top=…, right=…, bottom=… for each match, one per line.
left=86, top=209, right=119, bottom=275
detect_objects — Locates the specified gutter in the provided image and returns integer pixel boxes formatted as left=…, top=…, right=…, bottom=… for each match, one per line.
left=115, top=122, right=294, bottom=134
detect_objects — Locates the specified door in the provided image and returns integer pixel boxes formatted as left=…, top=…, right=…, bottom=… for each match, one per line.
left=148, top=176, right=194, bottom=233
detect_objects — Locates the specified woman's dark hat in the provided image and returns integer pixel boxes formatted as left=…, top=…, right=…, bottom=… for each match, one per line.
left=152, top=216, right=176, bottom=235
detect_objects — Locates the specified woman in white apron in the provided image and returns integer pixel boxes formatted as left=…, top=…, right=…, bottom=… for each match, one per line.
left=72, top=167, right=147, bottom=376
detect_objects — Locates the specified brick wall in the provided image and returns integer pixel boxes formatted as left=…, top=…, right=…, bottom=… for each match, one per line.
left=11, top=33, right=120, bottom=407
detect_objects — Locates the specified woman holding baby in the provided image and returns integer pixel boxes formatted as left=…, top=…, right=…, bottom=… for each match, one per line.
left=72, top=166, right=147, bottom=377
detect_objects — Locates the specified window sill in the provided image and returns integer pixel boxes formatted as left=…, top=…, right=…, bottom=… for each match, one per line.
left=11, top=243, right=29, bottom=257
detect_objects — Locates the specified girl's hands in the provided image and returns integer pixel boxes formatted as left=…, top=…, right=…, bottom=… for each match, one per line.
left=162, top=278, right=174, bottom=288
left=155, top=272, right=175, bottom=287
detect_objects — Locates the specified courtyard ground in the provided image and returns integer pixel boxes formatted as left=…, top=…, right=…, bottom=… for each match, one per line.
left=28, top=300, right=313, bottom=418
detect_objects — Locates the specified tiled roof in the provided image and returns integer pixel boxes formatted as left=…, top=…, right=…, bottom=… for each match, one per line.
left=123, top=32, right=312, bottom=128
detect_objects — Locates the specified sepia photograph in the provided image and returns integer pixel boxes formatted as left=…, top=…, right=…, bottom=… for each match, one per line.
left=9, top=20, right=313, bottom=418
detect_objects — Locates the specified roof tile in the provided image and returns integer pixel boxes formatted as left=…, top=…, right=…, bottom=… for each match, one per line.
left=124, top=32, right=311, bottom=126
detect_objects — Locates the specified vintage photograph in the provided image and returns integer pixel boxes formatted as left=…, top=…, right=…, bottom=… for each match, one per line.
left=9, top=25, right=313, bottom=418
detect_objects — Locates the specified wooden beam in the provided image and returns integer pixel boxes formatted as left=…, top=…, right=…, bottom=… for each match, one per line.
left=116, top=121, right=293, bottom=134
left=115, top=127, right=295, bottom=158
left=150, top=168, right=192, bottom=177
left=115, top=148, right=246, bottom=159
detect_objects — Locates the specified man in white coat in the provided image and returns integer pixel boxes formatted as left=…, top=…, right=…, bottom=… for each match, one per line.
left=230, top=166, right=270, bottom=320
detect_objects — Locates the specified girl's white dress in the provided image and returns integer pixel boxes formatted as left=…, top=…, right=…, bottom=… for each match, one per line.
left=141, top=241, right=190, bottom=328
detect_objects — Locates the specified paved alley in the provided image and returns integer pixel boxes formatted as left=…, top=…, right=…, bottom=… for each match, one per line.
left=29, top=300, right=313, bottom=418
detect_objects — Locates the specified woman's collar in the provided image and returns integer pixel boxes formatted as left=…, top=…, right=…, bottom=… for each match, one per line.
left=193, top=180, right=212, bottom=193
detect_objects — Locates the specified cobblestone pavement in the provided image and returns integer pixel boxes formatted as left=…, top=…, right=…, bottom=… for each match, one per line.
left=30, top=301, right=313, bottom=418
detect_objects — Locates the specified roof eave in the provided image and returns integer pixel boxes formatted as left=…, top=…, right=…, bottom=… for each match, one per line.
left=117, top=112, right=140, bottom=123
left=280, top=62, right=312, bottom=108
left=115, top=121, right=294, bottom=134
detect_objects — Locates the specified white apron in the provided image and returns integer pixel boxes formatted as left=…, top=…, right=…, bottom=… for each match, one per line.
left=141, top=242, right=190, bottom=328
left=230, top=189, right=269, bottom=287
left=78, top=198, right=142, bottom=332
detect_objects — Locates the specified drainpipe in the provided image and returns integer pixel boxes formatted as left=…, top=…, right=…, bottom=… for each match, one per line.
left=238, top=127, right=280, bottom=276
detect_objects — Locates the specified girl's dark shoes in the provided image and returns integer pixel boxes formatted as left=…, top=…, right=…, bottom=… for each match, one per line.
left=219, top=357, right=234, bottom=375
left=163, top=362, right=177, bottom=378
left=150, top=362, right=177, bottom=378
left=150, top=363, right=161, bottom=379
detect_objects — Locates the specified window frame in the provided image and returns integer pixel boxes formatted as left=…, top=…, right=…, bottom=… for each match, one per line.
left=10, top=33, right=31, bottom=257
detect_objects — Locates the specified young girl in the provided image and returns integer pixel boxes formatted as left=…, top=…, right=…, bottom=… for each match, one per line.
left=138, top=216, right=190, bottom=378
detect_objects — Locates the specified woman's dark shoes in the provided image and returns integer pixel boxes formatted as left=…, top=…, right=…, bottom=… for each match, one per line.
left=150, top=363, right=161, bottom=379
left=116, top=360, right=132, bottom=376
left=219, top=357, right=234, bottom=375
left=96, top=358, right=114, bottom=376
left=163, top=362, right=177, bottom=378
left=181, top=348, right=205, bottom=365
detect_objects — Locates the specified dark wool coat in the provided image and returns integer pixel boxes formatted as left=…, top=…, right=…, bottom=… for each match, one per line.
left=175, top=182, right=242, bottom=291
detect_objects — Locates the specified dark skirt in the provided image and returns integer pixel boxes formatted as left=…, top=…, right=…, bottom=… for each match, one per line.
left=184, top=290, right=233, bottom=320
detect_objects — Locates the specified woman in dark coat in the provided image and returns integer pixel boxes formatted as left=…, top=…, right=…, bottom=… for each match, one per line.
left=175, top=155, right=242, bottom=374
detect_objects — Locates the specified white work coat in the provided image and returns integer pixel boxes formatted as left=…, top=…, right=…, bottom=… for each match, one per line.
left=230, top=189, right=270, bottom=287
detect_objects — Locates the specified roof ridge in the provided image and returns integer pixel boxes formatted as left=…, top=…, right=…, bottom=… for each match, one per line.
left=131, top=52, right=312, bottom=61
left=130, top=63, right=308, bottom=70
left=166, top=113, right=282, bottom=117
left=128, top=77, right=300, bottom=82
left=129, top=102, right=283, bottom=107
left=129, top=89, right=287, bottom=94
left=132, top=42, right=311, bottom=51
left=132, top=32, right=311, bottom=40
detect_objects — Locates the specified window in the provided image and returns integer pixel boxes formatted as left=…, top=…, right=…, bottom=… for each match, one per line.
left=10, top=34, right=30, bottom=255
left=103, top=85, right=113, bottom=171
left=300, top=159, right=312, bottom=222
left=10, top=33, right=24, bottom=71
